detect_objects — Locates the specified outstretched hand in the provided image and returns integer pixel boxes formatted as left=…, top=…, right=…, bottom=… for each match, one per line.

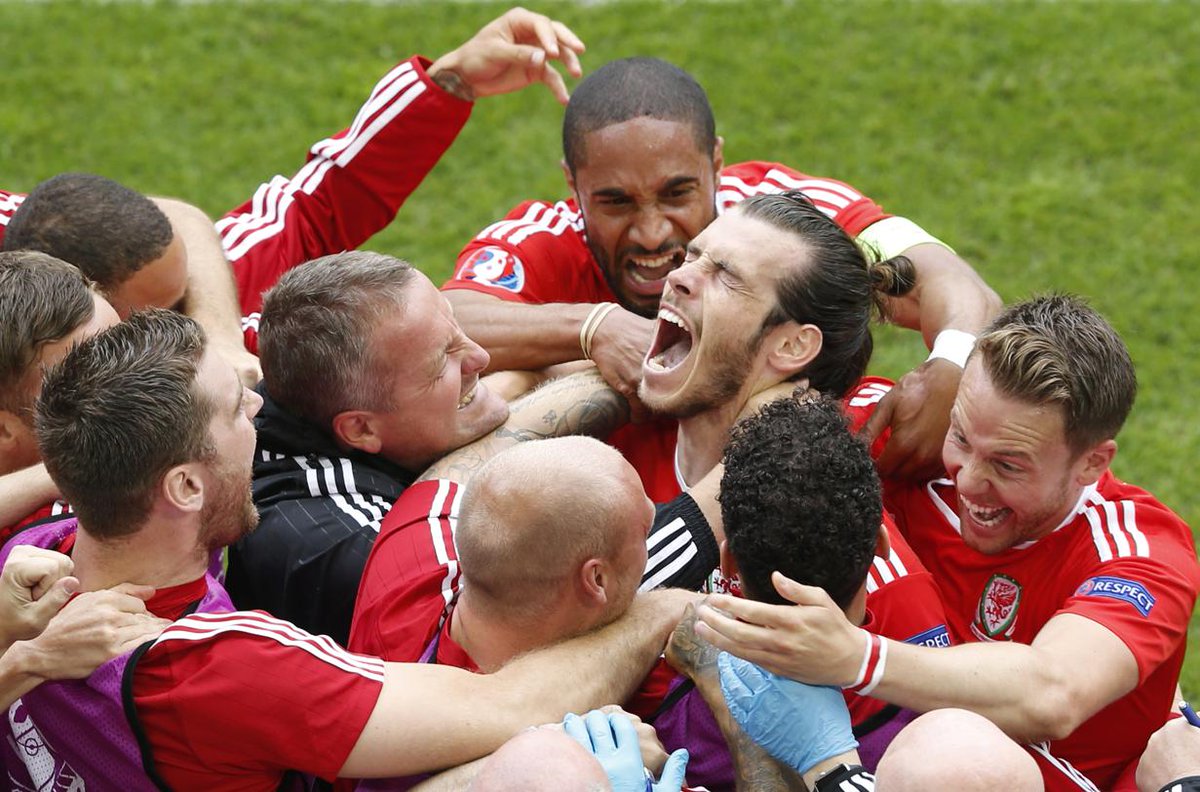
left=430, top=7, right=585, bottom=105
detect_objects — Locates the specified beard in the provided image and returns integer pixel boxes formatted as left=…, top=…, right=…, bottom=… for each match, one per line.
left=197, top=461, right=259, bottom=552
left=639, top=333, right=759, bottom=419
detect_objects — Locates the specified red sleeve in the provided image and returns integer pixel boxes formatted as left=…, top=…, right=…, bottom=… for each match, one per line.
left=132, top=611, right=385, bottom=787
left=864, top=518, right=951, bottom=648
left=0, top=190, right=26, bottom=243
left=442, top=199, right=612, bottom=305
left=1059, top=499, right=1200, bottom=684
left=716, top=162, right=892, bottom=237
left=217, top=57, right=473, bottom=350
left=348, top=480, right=463, bottom=662
left=841, top=376, right=894, bottom=460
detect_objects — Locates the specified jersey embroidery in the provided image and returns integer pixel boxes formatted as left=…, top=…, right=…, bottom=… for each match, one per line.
left=456, top=247, right=525, bottom=293
left=973, top=573, right=1023, bottom=640
left=1075, top=576, right=1156, bottom=616
left=865, top=543, right=910, bottom=593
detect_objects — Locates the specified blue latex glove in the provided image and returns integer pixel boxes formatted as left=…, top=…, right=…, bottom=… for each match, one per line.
left=563, top=710, right=689, bottom=792
left=718, top=651, right=857, bottom=774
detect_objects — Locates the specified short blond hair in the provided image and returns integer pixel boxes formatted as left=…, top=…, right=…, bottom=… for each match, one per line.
left=975, top=294, right=1135, bottom=453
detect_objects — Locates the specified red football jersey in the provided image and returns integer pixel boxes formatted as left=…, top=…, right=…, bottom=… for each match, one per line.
left=618, top=376, right=895, bottom=504
left=443, top=162, right=891, bottom=304
left=886, top=471, right=1200, bottom=791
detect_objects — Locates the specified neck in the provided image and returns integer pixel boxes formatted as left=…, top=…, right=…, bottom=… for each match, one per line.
left=69, top=520, right=209, bottom=592
left=451, top=591, right=575, bottom=673
left=675, top=399, right=748, bottom=489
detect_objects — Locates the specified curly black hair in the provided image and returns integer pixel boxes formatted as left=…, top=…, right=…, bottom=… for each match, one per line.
left=718, top=397, right=881, bottom=609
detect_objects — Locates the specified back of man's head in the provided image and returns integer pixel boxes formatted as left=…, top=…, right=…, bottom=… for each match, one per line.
left=563, top=57, right=716, bottom=173
left=258, top=250, right=416, bottom=429
left=469, top=729, right=611, bottom=792
left=456, top=436, right=644, bottom=621
left=975, top=293, right=1136, bottom=454
left=0, top=250, right=96, bottom=417
left=738, top=191, right=915, bottom=398
left=36, top=309, right=214, bottom=539
left=3, top=173, right=173, bottom=296
left=719, top=396, right=881, bottom=608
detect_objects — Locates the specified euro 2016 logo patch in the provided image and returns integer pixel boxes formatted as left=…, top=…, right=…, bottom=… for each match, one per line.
left=1075, top=576, right=1156, bottom=616
left=456, top=247, right=525, bottom=293
left=973, top=573, right=1022, bottom=640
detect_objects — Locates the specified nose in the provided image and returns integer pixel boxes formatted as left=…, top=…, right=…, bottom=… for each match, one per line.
left=628, top=206, right=672, bottom=252
left=665, top=258, right=697, bottom=296
left=244, top=386, right=264, bottom=420
left=464, top=336, right=490, bottom=374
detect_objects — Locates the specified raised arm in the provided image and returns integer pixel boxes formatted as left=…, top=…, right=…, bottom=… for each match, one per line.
left=862, top=233, right=1003, bottom=482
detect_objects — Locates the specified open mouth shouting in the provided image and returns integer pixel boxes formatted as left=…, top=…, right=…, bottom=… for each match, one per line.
left=642, top=303, right=699, bottom=405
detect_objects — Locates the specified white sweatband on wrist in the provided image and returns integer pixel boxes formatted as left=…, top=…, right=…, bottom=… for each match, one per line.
left=927, top=329, right=976, bottom=369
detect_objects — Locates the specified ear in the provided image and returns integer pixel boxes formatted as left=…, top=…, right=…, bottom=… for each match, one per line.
left=331, top=410, right=382, bottom=455
left=161, top=463, right=204, bottom=515
left=718, top=539, right=738, bottom=580
left=874, top=522, right=892, bottom=558
left=578, top=558, right=608, bottom=606
left=1074, top=439, right=1117, bottom=487
left=764, top=322, right=822, bottom=379
left=561, top=159, right=577, bottom=197
left=0, top=410, right=22, bottom=449
left=711, top=135, right=725, bottom=174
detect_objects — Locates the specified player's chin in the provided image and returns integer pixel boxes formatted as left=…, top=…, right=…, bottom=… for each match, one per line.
left=468, top=386, right=510, bottom=437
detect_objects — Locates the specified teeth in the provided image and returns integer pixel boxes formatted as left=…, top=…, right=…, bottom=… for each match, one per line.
left=458, top=384, right=477, bottom=410
left=631, top=253, right=675, bottom=269
left=961, top=495, right=1007, bottom=527
left=657, top=307, right=686, bottom=329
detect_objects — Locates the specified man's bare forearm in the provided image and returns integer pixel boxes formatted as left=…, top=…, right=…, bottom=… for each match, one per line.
left=446, top=290, right=594, bottom=371
left=887, top=244, right=1002, bottom=344
left=344, top=589, right=694, bottom=778
left=0, top=465, right=59, bottom=528
left=419, top=368, right=627, bottom=483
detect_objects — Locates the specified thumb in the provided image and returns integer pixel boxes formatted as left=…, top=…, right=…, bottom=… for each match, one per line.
left=859, top=390, right=897, bottom=445
left=654, top=749, right=689, bottom=791
left=28, top=575, right=77, bottom=621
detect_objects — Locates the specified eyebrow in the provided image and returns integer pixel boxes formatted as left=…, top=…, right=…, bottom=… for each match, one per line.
left=590, top=176, right=700, bottom=199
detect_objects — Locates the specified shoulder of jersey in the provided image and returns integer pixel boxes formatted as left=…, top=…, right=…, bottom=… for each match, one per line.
left=473, top=199, right=584, bottom=246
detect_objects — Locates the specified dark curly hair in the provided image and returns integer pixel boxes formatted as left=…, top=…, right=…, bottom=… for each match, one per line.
left=718, top=397, right=881, bottom=609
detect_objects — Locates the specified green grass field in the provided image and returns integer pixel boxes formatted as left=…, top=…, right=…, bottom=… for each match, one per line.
left=4, top=1, right=1199, bottom=692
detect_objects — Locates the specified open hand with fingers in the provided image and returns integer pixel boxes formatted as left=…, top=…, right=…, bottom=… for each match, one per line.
left=429, top=7, right=585, bottom=105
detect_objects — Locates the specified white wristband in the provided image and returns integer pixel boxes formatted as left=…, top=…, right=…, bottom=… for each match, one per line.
left=927, top=329, right=976, bottom=369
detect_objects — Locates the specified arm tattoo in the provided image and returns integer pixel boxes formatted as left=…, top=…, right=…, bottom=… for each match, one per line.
left=418, top=370, right=628, bottom=484
left=429, top=68, right=476, bottom=102
left=667, top=607, right=806, bottom=792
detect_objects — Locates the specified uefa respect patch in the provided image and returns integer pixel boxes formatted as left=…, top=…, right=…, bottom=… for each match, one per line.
left=456, top=246, right=525, bottom=293
left=903, top=624, right=951, bottom=648
left=1075, top=576, right=1156, bottom=617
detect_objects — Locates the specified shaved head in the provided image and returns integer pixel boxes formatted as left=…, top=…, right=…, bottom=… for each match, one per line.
left=469, top=728, right=610, bottom=792
left=456, top=436, right=650, bottom=621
